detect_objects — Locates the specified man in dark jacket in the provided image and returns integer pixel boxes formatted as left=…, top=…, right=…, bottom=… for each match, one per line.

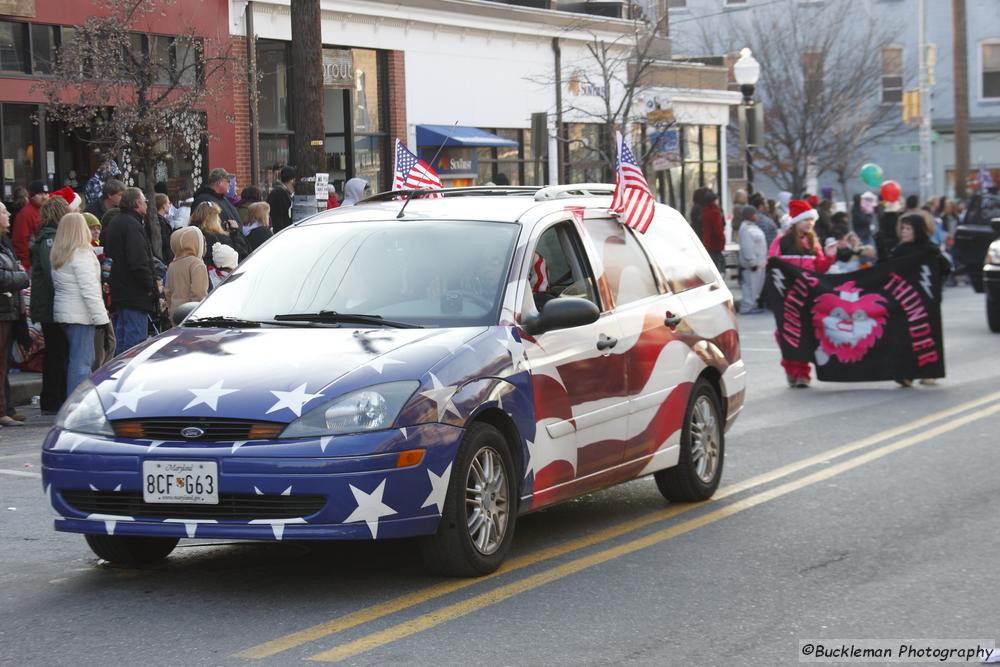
left=104, top=188, right=157, bottom=356
left=193, top=168, right=241, bottom=228
left=267, top=166, right=296, bottom=233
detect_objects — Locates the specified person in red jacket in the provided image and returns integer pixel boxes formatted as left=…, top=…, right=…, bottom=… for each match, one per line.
left=700, top=189, right=726, bottom=274
left=12, top=180, right=48, bottom=269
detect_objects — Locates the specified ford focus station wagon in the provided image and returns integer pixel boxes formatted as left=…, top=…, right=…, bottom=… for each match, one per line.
left=43, top=185, right=745, bottom=576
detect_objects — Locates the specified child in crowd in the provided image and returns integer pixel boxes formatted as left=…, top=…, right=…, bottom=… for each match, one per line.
left=209, top=242, right=238, bottom=290
left=164, top=226, right=208, bottom=319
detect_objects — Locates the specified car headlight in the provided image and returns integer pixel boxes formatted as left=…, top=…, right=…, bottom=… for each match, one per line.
left=55, top=379, right=114, bottom=437
left=987, top=242, right=1000, bottom=266
left=280, top=381, right=419, bottom=438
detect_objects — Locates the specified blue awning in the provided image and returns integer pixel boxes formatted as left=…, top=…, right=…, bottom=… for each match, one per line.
left=416, top=125, right=519, bottom=148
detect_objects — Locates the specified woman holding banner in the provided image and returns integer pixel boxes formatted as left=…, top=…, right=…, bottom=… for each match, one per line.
left=769, top=200, right=832, bottom=388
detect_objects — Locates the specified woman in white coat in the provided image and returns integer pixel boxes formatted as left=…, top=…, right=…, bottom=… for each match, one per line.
left=51, top=212, right=110, bottom=395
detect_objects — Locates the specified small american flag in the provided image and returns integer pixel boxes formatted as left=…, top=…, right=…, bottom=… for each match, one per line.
left=393, top=139, right=443, bottom=194
left=530, top=252, right=549, bottom=292
left=609, top=131, right=655, bottom=234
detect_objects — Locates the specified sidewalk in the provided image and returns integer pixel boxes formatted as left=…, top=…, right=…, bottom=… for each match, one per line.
left=9, top=371, right=42, bottom=408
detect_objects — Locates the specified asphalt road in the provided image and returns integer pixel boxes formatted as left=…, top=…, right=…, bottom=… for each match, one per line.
left=1, top=286, right=998, bottom=667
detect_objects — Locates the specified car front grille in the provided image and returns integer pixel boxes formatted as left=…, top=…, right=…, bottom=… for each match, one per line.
left=62, top=490, right=325, bottom=520
left=110, top=418, right=285, bottom=442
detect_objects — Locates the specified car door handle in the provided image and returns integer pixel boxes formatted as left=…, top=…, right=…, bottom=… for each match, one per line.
left=596, top=333, right=618, bottom=350
left=664, top=311, right=682, bottom=328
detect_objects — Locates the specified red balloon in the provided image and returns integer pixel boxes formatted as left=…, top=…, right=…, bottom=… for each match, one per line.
left=880, top=180, right=901, bottom=203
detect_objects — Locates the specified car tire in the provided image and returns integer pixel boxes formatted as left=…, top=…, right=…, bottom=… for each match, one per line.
left=419, top=422, right=517, bottom=577
left=654, top=378, right=724, bottom=502
left=85, top=534, right=179, bottom=566
left=971, top=271, right=985, bottom=293
left=988, top=297, right=1000, bottom=333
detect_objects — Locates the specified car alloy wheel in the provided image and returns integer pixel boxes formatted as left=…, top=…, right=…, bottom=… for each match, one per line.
left=688, top=394, right=721, bottom=485
left=465, top=446, right=509, bottom=556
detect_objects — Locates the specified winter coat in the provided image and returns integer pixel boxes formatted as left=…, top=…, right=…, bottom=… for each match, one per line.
left=199, top=229, right=249, bottom=265
left=770, top=232, right=832, bottom=273
left=192, top=186, right=242, bottom=228
left=267, top=182, right=293, bottom=233
left=12, top=200, right=41, bottom=268
left=890, top=240, right=950, bottom=301
left=755, top=213, right=779, bottom=248
left=103, top=209, right=157, bottom=313
left=341, top=178, right=368, bottom=207
left=165, top=227, right=209, bottom=317
left=85, top=197, right=109, bottom=223
left=52, top=247, right=110, bottom=326
left=0, top=237, right=28, bottom=321
left=245, top=225, right=272, bottom=252
left=157, top=214, right=175, bottom=265
left=700, top=202, right=726, bottom=252
left=29, top=225, right=58, bottom=323
left=738, top=221, right=767, bottom=270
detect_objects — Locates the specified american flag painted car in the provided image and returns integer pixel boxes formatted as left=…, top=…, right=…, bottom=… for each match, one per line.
left=43, top=184, right=746, bottom=576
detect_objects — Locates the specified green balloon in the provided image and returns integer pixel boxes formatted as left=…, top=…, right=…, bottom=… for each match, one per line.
left=860, top=163, right=884, bottom=187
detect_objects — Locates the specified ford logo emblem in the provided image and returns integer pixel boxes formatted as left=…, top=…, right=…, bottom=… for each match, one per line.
left=180, top=427, right=205, bottom=439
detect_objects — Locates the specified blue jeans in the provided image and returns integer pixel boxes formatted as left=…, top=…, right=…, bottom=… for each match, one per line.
left=114, top=308, right=149, bottom=356
left=63, top=323, right=96, bottom=396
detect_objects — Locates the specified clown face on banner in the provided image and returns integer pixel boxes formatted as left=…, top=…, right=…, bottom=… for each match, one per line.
left=812, top=281, right=888, bottom=366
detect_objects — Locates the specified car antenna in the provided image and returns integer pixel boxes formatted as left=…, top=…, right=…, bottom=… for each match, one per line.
left=397, top=121, right=458, bottom=219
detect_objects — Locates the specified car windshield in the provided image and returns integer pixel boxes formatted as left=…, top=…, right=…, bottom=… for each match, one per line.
left=189, top=219, right=520, bottom=327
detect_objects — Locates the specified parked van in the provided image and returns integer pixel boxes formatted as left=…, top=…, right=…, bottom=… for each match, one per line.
left=43, top=184, right=745, bottom=576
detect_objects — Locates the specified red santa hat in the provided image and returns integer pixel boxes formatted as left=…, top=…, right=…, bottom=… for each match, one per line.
left=52, top=187, right=83, bottom=212
left=788, top=199, right=819, bottom=226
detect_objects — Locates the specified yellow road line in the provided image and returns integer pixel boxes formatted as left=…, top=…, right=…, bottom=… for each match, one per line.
left=307, top=403, right=1000, bottom=663
left=237, top=392, right=1000, bottom=660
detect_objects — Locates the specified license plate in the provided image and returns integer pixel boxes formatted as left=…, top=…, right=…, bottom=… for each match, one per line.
left=142, top=460, right=218, bottom=504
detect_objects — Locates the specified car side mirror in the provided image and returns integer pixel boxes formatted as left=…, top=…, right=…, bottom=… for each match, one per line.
left=521, top=297, right=600, bottom=336
left=991, top=217, right=1000, bottom=236
left=172, top=301, right=200, bottom=326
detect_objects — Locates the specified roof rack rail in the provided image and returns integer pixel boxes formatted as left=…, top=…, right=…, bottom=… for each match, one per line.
left=359, top=186, right=538, bottom=203
left=533, top=183, right=615, bottom=201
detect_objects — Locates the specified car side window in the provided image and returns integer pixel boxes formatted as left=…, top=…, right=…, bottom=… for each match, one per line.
left=583, top=218, right=660, bottom=306
left=640, top=220, right=716, bottom=293
left=526, top=222, right=600, bottom=313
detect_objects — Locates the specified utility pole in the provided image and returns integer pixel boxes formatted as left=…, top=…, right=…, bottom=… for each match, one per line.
left=289, top=0, right=325, bottom=201
left=917, top=0, right=932, bottom=203
left=952, top=0, right=970, bottom=200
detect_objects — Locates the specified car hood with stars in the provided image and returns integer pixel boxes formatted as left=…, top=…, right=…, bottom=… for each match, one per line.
left=90, top=325, right=491, bottom=422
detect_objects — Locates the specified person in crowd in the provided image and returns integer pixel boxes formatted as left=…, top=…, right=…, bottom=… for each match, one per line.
left=154, top=182, right=179, bottom=222
left=7, top=186, right=29, bottom=226
left=890, top=214, right=951, bottom=387
left=700, top=189, right=726, bottom=275
left=776, top=191, right=792, bottom=219
left=13, top=180, right=48, bottom=268
left=730, top=188, right=749, bottom=240
left=51, top=212, right=110, bottom=396
left=52, top=187, right=83, bottom=213
left=171, top=189, right=192, bottom=229
left=688, top=187, right=706, bottom=238
left=826, top=231, right=876, bottom=274
left=874, top=202, right=900, bottom=262
left=193, top=168, right=242, bottom=229
left=83, top=159, right=120, bottom=209
left=341, top=178, right=371, bottom=207
left=104, top=188, right=158, bottom=356
left=767, top=198, right=779, bottom=223
left=243, top=201, right=272, bottom=252
left=85, top=178, right=126, bottom=223
left=236, top=186, right=262, bottom=224
left=30, top=196, right=70, bottom=412
left=737, top=205, right=767, bottom=315
left=901, top=194, right=935, bottom=238
left=188, top=201, right=248, bottom=263
left=815, top=198, right=834, bottom=244
left=830, top=211, right=851, bottom=240
left=769, top=199, right=831, bottom=388
left=267, top=166, right=296, bottom=233
left=154, top=194, right=175, bottom=265
left=750, top=193, right=778, bottom=247
left=851, top=192, right=879, bottom=246
left=0, top=202, right=29, bottom=425
left=493, top=173, right=511, bottom=187
left=326, top=187, right=340, bottom=210
left=165, top=226, right=208, bottom=318
left=209, top=242, right=239, bottom=290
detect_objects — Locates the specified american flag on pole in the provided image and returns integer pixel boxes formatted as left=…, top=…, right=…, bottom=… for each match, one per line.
left=609, top=131, right=655, bottom=234
left=393, top=139, right=443, bottom=195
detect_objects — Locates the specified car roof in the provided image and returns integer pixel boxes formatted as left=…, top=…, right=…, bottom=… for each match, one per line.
left=297, top=185, right=623, bottom=228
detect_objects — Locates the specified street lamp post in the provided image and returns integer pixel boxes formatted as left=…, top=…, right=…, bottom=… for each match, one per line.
left=733, top=47, right=760, bottom=195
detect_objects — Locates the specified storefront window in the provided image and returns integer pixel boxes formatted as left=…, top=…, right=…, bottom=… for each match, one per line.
left=563, top=122, right=608, bottom=184
left=31, top=24, right=56, bottom=75
left=257, top=41, right=289, bottom=131
left=260, top=135, right=291, bottom=187
left=651, top=124, right=723, bottom=215
left=0, top=21, right=28, bottom=73
left=354, top=135, right=383, bottom=192
left=353, top=48, right=380, bottom=134
left=2, top=104, right=36, bottom=188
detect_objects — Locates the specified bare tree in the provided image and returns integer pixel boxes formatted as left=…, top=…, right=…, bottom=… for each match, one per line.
left=543, top=10, right=676, bottom=180
left=37, top=0, right=242, bottom=258
left=683, top=0, right=908, bottom=197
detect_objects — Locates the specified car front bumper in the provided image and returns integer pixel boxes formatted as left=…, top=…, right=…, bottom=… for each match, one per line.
left=42, top=424, right=462, bottom=541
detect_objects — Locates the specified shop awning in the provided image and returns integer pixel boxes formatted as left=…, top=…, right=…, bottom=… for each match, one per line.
left=416, top=125, right=519, bottom=148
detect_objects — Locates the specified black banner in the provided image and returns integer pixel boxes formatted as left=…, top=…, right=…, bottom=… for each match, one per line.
left=764, top=252, right=945, bottom=382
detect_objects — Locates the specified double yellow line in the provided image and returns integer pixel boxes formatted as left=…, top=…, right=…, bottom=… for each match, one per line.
left=238, top=391, right=1000, bottom=663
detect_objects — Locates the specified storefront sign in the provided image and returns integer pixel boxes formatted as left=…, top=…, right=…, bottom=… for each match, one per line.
left=649, top=129, right=681, bottom=172
left=567, top=69, right=607, bottom=98
left=323, top=49, right=354, bottom=89
left=314, top=173, right=329, bottom=200
left=3, top=159, right=13, bottom=180
left=420, top=147, right=477, bottom=175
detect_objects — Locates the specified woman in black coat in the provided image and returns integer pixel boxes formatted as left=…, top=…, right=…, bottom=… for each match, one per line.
left=0, top=202, right=30, bottom=425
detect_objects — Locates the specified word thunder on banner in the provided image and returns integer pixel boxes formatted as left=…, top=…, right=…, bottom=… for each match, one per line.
left=764, top=251, right=945, bottom=382
left=609, top=131, right=655, bottom=234
left=393, top=139, right=443, bottom=193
